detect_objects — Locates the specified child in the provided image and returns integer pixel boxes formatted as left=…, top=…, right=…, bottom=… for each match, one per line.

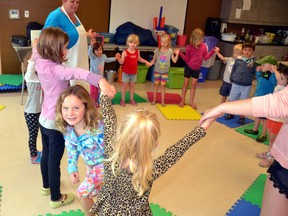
left=214, top=44, right=242, bottom=103
left=89, top=93, right=213, bottom=215
left=117, top=34, right=151, bottom=106
left=244, top=56, right=278, bottom=142
left=55, top=85, right=104, bottom=216
left=225, top=41, right=257, bottom=124
left=88, top=39, right=120, bottom=107
left=33, top=27, right=115, bottom=208
left=200, top=83, right=288, bottom=216
left=256, top=64, right=288, bottom=167
left=149, top=33, right=179, bottom=106
left=178, top=28, right=216, bottom=109
left=23, top=51, right=42, bottom=164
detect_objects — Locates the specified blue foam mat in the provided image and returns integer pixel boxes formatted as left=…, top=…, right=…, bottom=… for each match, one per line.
left=226, top=199, right=261, bottom=216
left=216, top=115, right=254, bottom=129
left=0, top=84, right=22, bottom=91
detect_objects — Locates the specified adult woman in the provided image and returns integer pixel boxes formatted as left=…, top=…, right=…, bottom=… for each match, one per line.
left=44, top=0, right=97, bottom=89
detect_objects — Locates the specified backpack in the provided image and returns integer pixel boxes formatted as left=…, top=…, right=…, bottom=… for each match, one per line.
left=26, top=22, right=44, bottom=41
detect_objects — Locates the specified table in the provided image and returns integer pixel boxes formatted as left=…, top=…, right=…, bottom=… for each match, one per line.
left=12, top=43, right=32, bottom=105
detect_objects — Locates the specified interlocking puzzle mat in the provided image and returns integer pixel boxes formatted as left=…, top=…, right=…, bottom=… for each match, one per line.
left=0, top=105, right=6, bottom=112
left=156, top=104, right=201, bottom=120
left=38, top=203, right=174, bottom=216
left=147, top=91, right=182, bottom=104
left=0, top=74, right=22, bottom=86
left=235, top=124, right=269, bottom=145
left=216, top=115, right=254, bottom=129
left=112, top=92, right=148, bottom=105
left=0, top=84, right=22, bottom=91
left=226, top=174, right=267, bottom=216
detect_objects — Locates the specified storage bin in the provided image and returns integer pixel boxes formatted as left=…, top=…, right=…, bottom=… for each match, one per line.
left=104, top=70, right=116, bottom=83
left=207, top=60, right=222, bottom=80
left=136, top=64, right=148, bottom=83
left=164, top=25, right=179, bottom=40
left=201, top=36, right=219, bottom=68
left=176, top=35, right=187, bottom=46
left=198, top=67, right=209, bottom=82
left=99, top=32, right=115, bottom=43
left=166, top=67, right=190, bottom=89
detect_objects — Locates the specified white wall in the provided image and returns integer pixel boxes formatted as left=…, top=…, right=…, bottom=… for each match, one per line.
left=109, top=0, right=187, bottom=34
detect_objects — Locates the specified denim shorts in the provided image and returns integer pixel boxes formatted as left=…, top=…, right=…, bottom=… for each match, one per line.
left=219, top=81, right=232, bottom=97
left=229, top=83, right=252, bottom=101
left=122, top=72, right=136, bottom=83
left=267, top=160, right=288, bottom=199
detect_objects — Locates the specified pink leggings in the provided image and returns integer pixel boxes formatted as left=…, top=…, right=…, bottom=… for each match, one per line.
left=90, top=85, right=99, bottom=104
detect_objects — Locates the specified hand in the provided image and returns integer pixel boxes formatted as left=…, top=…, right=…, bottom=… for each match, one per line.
left=87, top=29, right=98, bottom=38
left=145, top=61, right=152, bottom=67
left=214, top=47, right=220, bottom=53
left=115, top=53, right=121, bottom=60
left=174, top=48, right=180, bottom=55
left=256, top=66, right=262, bottom=71
left=90, top=38, right=96, bottom=45
left=98, top=78, right=116, bottom=98
left=271, top=65, right=278, bottom=73
left=69, top=172, right=80, bottom=184
left=199, top=107, right=224, bottom=126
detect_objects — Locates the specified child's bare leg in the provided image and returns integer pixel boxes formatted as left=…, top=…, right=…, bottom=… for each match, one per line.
left=189, top=77, right=198, bottom=109
left=152, top=83, right=159, bottom=104
left=179, top=77, right=190, bottom=107
left=161, top=83, right=166, bottom=106
left=78, top=195, right=94, bottom=216
left=221, top=96, right=227, bottom=103
left=253, top=118, right=261, bottom=131
left=129, top=81, right=135, bottom=101
left=261, top=119, right=268, bottom=136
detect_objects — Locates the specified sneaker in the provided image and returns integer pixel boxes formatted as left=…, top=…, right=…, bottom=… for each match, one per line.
left=256, top=135, right=267, bottom=142
left=31, top=151, right=42, bottom=164
left=238, top=117, right=245, bottom=125
left=41, top=187, right=51, bottom=196
left=244, top=129, right=259, bottom=135
left=49, top=193, right=75, bottom=209
left=225, top=114, right=234, bottom=120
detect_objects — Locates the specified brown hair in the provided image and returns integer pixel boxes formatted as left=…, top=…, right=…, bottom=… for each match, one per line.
left=37, top=27, right=69, bottom=63
left=189, top=28, right=204, bottom=47
left=93, top=41, right=103, bottom=53
left=242, top=41, right=255, bottom=51
left=55, top=85, right=102, bottom=134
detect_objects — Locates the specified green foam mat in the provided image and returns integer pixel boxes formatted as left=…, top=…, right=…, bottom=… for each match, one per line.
left=0, top=74, right=22, bottom=86
left=241, top=174, right=267, bottom=208
left=112, top=92, right=148, bottom=104
left=38, top=204, right=174, bottom=216
left=235, top=123, right=269, bottom=145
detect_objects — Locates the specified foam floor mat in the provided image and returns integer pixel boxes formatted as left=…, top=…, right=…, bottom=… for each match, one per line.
left=38, top=203, right=174, bottom=216
left=156, top=104, right=201, bottom=120
left=226, top=174, right=267, bottom=216
left=0, top=105, right=6, bottom=112
left=146, top=91, right=182, bottom=105
left=216, top=115, right=254, bottom=129
left=0, top=74, right=22, bottom=86
left=112, top=92, right=148, bottom=105
left=235, top=124, right=269, bottom=145
left=0, top=84, right=22, bottom=91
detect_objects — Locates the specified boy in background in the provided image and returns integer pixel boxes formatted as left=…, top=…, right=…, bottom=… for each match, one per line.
left=225, top=42, right=257, bottom=124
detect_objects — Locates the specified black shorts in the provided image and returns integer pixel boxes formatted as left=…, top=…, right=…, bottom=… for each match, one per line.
left=267, top=160, right=288, bottom=199
left=219, top=81, right=232, bottom=97
left=184, top=64, right=200, bottom=79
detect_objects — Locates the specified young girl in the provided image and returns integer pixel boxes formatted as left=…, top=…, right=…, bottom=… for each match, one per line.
left=23, top=51, right=42, bottom=164
left=150, top=33, right=179, bottom=106
left=56, top=85, right=104, bottom=216
left=178, top=28, right=216, bottom=109
left=117, top=34, right=151, bottom=106
left=33, top=27, right=115, bottom=208
left=256, top=65, right=288, bottom=167
left=214, top=44, right=242, bottom=103
left=88, top=39, right=120, bottom=107
left=89, top=93, right=213, bottom=215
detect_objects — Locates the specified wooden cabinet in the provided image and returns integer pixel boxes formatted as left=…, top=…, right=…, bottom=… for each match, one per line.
left=220, top=0, right=288, bottom=26
left=218, top=41, right=288, bottom=61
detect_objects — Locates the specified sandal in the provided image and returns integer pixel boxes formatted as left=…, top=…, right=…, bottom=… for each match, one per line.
left=129, top=100, right=137, bottom=106
left=256, top=135, right=267, bottom=142
left=120, top=100, right=126, bottom=107
left=259, top=156, right=274, bottom=168
left=256, top=151, right=270, bottom=159
left=178, top=101, right=185, bottom=108
left=40, top=187, right=50, bottom=196
left=190, top=103, right=197, bottom=110
left=49, top=193, right=75, bottom=209
left=161, top=103, right=166, bottom=107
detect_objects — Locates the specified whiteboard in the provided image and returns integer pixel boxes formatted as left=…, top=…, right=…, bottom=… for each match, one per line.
left=109, top=0, right=188, bottom=35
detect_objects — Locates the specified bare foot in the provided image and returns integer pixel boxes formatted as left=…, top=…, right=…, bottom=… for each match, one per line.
left=190, top=103, right=197, bottom=109
left=178, top=101, right=185, bottom=107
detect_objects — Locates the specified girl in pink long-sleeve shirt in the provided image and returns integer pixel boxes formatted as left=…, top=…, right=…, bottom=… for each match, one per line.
left=200, top=72, right=288, bottom=216
left=34, top=27, right=115, bottom=209
left=178, top=28, right=216, bottom=109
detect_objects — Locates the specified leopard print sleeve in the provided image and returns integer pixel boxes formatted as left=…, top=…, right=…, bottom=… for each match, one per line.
left=152, top=126, right=206, bottom=180
left=99, top=94, right=117, bottom=159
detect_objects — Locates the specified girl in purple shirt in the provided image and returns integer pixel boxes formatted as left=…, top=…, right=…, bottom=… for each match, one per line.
left=33, top=27, right=115, bottom=209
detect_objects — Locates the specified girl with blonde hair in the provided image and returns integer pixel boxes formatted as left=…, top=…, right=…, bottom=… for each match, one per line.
left=178, top=28, right=217, bottom=109
left=89, top=93, right=213, bottom=215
